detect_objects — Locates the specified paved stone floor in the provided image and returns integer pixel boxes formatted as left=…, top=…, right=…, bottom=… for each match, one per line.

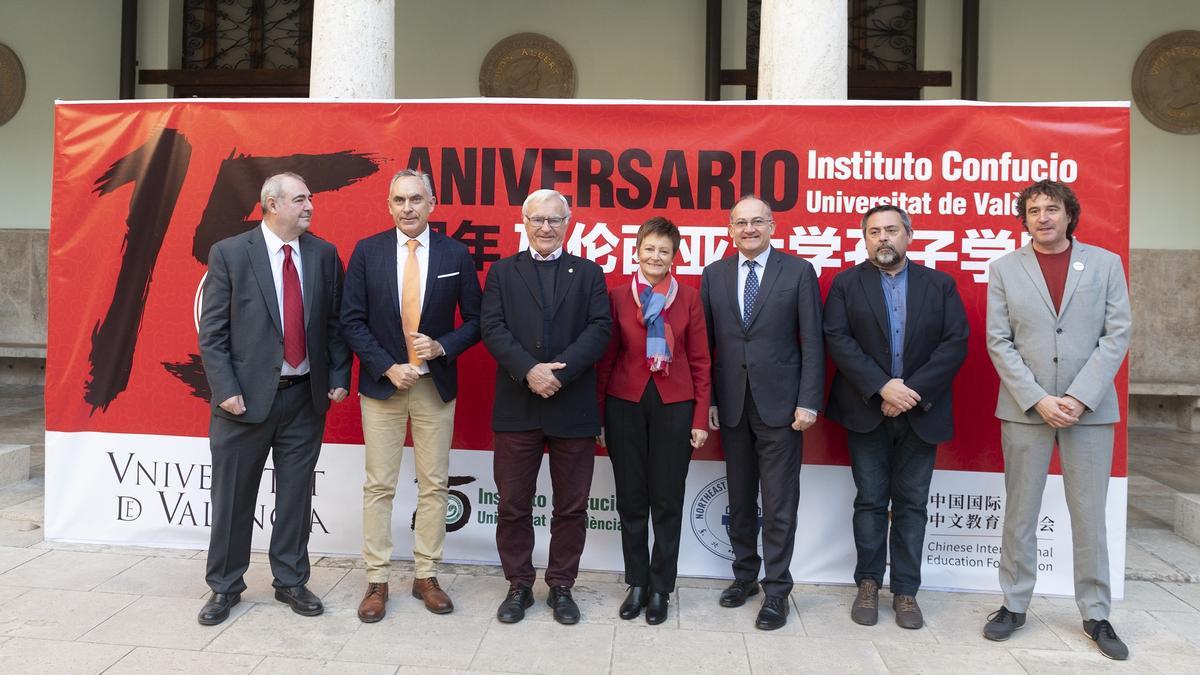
left=2, top=384, right=1199, bottom=673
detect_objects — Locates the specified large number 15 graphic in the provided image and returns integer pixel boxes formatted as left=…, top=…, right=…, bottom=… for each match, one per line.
left=84, top=127, right=379, bottom=412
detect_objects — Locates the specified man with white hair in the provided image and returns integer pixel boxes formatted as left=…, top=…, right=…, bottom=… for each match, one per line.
left=480, top=189, right=611, bottom=624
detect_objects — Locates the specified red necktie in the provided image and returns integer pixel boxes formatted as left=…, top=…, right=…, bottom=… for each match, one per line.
left=282, top=244, right=306, bottom=368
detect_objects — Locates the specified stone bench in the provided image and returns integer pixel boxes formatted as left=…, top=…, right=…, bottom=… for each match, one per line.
left=1129, top=383, right=1200, bottom=432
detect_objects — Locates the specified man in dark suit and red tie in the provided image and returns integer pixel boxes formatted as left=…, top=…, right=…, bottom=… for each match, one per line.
left=480, top=188, right=611, bottom=625
left=700, top=195, right=824, bottom=630
left=197, top=172, right=351, bottom=626
left=340, top=169, right=482, bottom=622
left=822, top=204, right=968, bottom=630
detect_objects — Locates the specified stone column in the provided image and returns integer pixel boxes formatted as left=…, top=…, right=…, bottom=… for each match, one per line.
left=310, top=0, right=395, bottom=98
left=757, top=0, right=847, bottom=99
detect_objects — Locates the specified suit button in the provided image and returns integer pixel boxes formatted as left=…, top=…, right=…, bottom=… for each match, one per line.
left=1056, top=328, right=1063, bottom=334
left=279, top=338, right=285, bottom=344
left=1052, top=357, right=1058, bottom=363
left=535, top=341, right=542, bottom=349
left=741, top=364, right=746, bottom=369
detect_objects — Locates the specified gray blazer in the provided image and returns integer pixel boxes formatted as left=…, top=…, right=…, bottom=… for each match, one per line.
left=199, top=227, right=352, bottom=424
left=985, top=241, right=1131, bottom=425
left=700, top=248, right=825, bottom=428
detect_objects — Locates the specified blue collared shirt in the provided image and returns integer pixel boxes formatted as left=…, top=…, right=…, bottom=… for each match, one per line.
left=879, top=262, right=908, bottom=378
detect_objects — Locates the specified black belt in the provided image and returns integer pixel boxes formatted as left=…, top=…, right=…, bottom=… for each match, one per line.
left=278, top=373, right=310, bottom=390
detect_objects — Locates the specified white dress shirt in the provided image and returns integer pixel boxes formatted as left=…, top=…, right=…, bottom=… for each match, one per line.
left=260, top=223, right=308, bottom=376
left=530, top=246, right=564, bottom=262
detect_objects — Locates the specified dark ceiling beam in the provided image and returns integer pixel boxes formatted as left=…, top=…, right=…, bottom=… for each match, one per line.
left=119, top=0, right=138, bottom=99
left=705, top=0, right=722, bottom=101
left=961, top=0, right=979, bottom=100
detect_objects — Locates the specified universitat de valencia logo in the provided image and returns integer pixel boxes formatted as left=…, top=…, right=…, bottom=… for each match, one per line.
left=691, top=476, right=763, bottom=561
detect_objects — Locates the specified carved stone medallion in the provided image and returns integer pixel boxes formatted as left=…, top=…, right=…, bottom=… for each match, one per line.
left=479, top=33, right=576, bottom=99
left=0, top=43, right=27, bottom=127
left=1132, top=31, right=1200, bottom=134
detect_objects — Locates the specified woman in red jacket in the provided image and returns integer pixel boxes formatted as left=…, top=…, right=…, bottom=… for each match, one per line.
left=597, top=216, right=711, bottom=625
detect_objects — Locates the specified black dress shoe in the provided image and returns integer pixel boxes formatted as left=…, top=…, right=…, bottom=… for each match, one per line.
left=755, top=595, right=789, bottom=631
left=719, top=579, right=760, bottom=608
left=496, top=585, right=534, bottom=623
left=197, top=592, right=240, bottom=626
left=645, top=592, right=670, bottom=625
left=619, top=586, right=648, bottom=620
left=547, top=585, right=580, bottom=625
left=274, top=585, right=324, bottom=616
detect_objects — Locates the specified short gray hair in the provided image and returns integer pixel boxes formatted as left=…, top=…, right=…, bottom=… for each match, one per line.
left=260, top=172, right=307, bottom=210
left=522, top=189, right=571, bottom=221
left=860, top=204, right=913, bottom=234
left=389, top=169, right=435, bottom=201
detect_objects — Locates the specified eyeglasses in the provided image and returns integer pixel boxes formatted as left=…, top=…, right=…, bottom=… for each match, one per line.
left=526, top=215, right=567, bottom=227
left=730, top=218, right=772, bottom=229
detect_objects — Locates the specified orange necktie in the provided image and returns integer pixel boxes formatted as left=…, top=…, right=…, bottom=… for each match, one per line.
left=402, top=239, right=422, bottom=366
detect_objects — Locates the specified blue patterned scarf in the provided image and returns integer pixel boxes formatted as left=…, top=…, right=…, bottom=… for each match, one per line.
left=632, top=271, right=677, bottom=374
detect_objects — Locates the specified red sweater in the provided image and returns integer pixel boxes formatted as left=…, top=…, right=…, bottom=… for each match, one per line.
left=595, top=280, right=712, bottom=429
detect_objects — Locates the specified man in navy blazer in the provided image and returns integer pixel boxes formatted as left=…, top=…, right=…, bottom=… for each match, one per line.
left=701, top=195, right=824, bottom=630
left=823, top=204, right=968, bottom=630
left=341, top=170, right=482, bottom=622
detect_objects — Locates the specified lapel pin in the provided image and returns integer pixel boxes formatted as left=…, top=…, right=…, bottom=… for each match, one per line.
left=568, top=267, right=574, bottom=273
left=1072, top=261, right=1085, bottom=271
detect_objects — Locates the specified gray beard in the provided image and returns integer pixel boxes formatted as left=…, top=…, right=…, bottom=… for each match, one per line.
left=874, top=247, right=899, bottom=267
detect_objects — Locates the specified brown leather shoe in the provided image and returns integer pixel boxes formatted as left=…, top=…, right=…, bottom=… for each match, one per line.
left=851, top=579, right=879, bottom=626
left=357, top=582, right=388, bottom=623
left=893, top=594, right=924, bottom=629
left=412, top=577, right=454, bottom=614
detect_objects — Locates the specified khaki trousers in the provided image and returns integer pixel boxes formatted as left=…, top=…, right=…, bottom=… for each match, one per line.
left=361, top=377, right=454, bottom=581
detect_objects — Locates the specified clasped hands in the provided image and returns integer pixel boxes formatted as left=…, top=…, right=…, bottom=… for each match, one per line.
left=1034, top=394, right=1085, bottom=428
left=385, top=332, right=446, bottom=391
left=880, top=378, right=920, bottom=417
left=526, top=362, right=566, bottom=398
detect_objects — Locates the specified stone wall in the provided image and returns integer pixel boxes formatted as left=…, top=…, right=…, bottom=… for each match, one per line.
left=0, top=229, right=47, bottom=353
left=1128, top=249, right=1200, bottom=429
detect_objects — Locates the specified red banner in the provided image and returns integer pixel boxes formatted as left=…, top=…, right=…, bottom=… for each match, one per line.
left=47, top=100, right=1130, bottom=475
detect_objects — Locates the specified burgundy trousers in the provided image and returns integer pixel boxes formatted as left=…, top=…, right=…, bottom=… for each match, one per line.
left=493, top=430, right=595, bottom=588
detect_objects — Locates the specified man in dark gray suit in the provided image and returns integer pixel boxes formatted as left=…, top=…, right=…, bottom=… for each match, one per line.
left=197, top=172, right=351, bottom=626
left=700, top=195, right=824, bottom=630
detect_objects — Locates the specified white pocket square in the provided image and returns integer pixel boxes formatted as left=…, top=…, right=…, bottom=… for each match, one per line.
left=436, top=271, right=460, bottom=279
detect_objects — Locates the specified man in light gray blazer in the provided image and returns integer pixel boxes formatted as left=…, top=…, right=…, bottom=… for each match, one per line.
left=701, top=195, right=824, bottom=631
left=982, top=180, right=1131, bottom=660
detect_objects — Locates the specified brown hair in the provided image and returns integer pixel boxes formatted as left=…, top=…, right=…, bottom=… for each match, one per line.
left=1016, top=180, right=1080, bottom=238
left=635, top=216, right=681, bottom=254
